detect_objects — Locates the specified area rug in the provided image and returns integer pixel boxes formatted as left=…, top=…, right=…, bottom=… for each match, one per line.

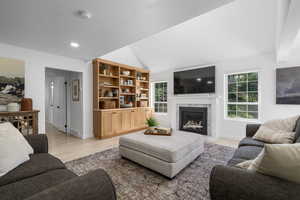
left=66, top=143, right=235, bottom=200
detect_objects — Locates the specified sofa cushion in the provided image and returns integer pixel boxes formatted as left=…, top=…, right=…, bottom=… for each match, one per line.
left=227, top=158, right=248, bottom=166
left=232, top=146, right=263, bottom=161
left=0, top=153, right=65, bottom=187
left=294, top=117, right=300, bottom=142
left=239, top=137, right=265, bottom=148
left=0, top=169, right=76, bottom=200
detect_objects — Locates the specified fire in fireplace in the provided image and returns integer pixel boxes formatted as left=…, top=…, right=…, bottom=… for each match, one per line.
left=179, top=107, right=207, bottom=135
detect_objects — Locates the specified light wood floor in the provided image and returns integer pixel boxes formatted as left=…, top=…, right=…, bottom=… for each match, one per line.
left=47, top=124, right=239, bottom=163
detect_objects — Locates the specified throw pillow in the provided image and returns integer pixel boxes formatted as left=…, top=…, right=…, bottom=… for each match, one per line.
left=249, top=143, right=300, bottom=184
left=236, top=160, right=253, bottom=169
left=0, top=122, right=33, bottom=155
left=253, top=126, right=295, bottom=144
left=0, top=122, right=33, bottom=177
left=263, top=115, right=299, bottom=132
left=293, top=117, right=300, bottom=142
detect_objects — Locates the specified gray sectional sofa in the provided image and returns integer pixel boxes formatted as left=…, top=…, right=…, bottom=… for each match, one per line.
left=0, top=135, right=116, bottom=200
left=210, top=123, right=300, bottom=200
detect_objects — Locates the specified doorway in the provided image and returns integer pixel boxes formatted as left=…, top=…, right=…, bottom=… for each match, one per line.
left=45, top=68, right=83, bottom=140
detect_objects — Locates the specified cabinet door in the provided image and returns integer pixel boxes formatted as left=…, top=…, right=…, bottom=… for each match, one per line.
left=138, top=108, right=147, bottom=128
left=121, top=110, right=131, bottom=131
left=130, top=109, right=137, bottom=129
left=112, top=111, right=122, bottom=134
left=101, top=111, right=113, bottom=137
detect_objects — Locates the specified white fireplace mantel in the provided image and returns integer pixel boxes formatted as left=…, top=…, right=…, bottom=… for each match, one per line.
left=168, top=95, right=221, bottom=138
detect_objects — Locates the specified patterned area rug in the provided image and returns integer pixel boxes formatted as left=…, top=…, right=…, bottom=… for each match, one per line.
left=66, top=143, right=235, bottom=200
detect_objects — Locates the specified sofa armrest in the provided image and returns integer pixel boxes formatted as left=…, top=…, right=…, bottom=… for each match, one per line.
left=25, top=169, right=116, bottom=200
left=24, top=134, right=48, bottom=154
left=210, top=165, right=300, bottom=200
left=246, top=124, right=261, bottom=137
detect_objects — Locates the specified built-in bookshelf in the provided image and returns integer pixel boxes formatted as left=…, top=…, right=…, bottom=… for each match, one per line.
left=93, top=58, right=150, bottom=110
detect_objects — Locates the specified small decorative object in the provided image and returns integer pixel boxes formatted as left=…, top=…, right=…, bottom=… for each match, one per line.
left=137, top=72, right=142, bottom=80
left=146, top=117, right=159, bottom=127
left=7, top=102, right=20, bottom=112
left=128, top=80, right=133, bottom=85
left=100, top=101, right=116, bottom=109
left=0, top=105, right=7, bottom=112
left=145, top=127, right=172, bottom=136
left=122, top=71, right=130, bottom=76
left=105, top=91, right=113, bottom=97
left=72, top=79, right=80, bottom=101
left=276, top=66, right=300, bottom=104
left=120, top=96, right=125, bottom=105
left=20, top=98, right=32, bottom=111
left=125, top=88, right=130, bottom=93
left=112, top=89, right=118, bottom=97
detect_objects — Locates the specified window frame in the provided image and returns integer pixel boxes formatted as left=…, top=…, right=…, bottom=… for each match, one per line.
left=224, top=71, right=261, bottom=122
left=151, top=81, right=168, bottom=114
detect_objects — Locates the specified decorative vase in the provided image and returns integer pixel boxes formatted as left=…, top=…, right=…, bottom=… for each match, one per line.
left=7, top=103, right=20, bottom=112
left=21, top=98, right=33, bottom=111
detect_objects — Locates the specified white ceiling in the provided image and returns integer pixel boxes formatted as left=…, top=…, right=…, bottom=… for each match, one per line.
left=0, top=0, right=233, bottom=60
left=277, top=0, right=300, bottom=62
left=127, top=0, right=277, bottom=73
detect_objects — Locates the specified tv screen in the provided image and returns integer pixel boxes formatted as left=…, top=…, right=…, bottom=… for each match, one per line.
left=174, top=66, right=215, bottom=94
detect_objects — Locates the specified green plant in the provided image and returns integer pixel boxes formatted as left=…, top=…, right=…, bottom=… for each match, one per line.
left=146, top=117, right=159, bottom=127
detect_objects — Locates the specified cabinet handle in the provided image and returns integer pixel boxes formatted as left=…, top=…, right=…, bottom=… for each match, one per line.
left=131, top=110, right=135, bottom=112
left=112, top=112, right=117, bottom=114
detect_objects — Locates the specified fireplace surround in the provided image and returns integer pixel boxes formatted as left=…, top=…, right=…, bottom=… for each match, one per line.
left=179, top=107, right=208, bottom=135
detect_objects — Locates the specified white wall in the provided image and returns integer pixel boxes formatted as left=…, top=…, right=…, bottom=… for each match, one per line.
left=100, top=46, right=143, bottom=68
left=151, top=53, right=300, bottom=140
left=0, top=43, right=93, bottom=139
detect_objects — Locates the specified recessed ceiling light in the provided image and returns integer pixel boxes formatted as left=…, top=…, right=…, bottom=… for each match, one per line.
left=74, top=10, right=92, bottom=19
left=70, top=42, right=80, bottom=48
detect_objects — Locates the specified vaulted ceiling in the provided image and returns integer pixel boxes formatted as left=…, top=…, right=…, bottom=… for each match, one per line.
left=102, top=0, right=300, bottom=72
left=128, top=0, right=277, bottom=72
left=0, top=0, right=233, bottom=60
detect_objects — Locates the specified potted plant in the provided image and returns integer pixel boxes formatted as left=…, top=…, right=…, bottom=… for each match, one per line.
left=146, top=117, right=159, bottom=130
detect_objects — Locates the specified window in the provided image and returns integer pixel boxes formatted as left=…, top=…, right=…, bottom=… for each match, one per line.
left=153, top=82, right=168, bottom=113
left=226, top=72, right=259, bottom=120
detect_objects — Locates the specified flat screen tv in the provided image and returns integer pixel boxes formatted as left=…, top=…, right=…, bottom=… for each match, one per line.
left=174, top=66, right=215, bottom=94
left=276, top=66, right=300, bottom=104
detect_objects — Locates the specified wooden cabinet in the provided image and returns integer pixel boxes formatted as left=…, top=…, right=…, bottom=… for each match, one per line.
left=93, top=58, right=152, bottom=139
left=94, top=108, right=153, bottom=139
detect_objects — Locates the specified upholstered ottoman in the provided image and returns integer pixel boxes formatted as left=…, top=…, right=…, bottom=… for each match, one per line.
left=119, top=131, right=204, bottom=178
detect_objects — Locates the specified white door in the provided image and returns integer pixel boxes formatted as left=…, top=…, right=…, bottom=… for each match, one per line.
left=52, top=76, right=67, bottom=133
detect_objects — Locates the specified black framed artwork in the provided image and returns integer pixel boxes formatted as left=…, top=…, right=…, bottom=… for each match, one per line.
left=276, top=66, right=300, bottom=104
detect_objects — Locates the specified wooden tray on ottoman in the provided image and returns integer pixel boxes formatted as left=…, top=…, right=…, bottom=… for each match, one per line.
left=144, top=127, right=172, bottom=136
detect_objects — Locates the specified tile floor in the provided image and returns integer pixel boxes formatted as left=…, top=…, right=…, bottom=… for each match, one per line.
left=46, top=123, right=239, bottom=162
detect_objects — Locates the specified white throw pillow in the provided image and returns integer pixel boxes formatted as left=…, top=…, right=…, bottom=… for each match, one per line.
left=249, top=144, right=300, bottom=184
left=263, top=115, right=299, bottom=132
left=0, top=122, right=33, bottom=177
left=253, top=126, right=295, bottom=144
left=0, top=122, right=33, bottom=155
left=253, top=115, right=299, bottom=144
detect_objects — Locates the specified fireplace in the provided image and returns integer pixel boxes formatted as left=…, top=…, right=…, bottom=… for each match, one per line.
left=179, top=107, right=208, bottom=135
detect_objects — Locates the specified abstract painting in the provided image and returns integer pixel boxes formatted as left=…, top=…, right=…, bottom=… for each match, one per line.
left=72, top=79, right=80, bottom=101
left=276, top=66, right=300, bottom=104
left=0, top=58, right=25, bottom=105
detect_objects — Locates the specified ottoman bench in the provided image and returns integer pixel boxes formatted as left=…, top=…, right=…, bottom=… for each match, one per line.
left=119, top=131, right=204, bottom=178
